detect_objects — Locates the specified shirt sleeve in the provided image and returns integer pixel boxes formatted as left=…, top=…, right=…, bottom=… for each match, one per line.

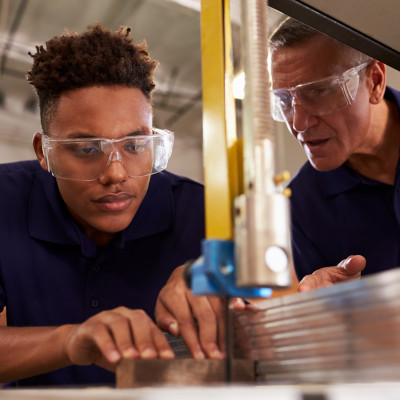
left=0, top=277, right=5, bottom=313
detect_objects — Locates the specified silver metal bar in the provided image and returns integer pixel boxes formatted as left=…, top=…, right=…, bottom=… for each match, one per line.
left=234, top=0, right=292, bottom=289
left=240, top=0, right=273, bottom=194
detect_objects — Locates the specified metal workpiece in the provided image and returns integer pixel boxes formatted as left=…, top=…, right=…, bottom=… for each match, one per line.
left=114, top=268, right=400, bottom=387
left=234, top=191, right=292, bottom=288
left=233, top=266, right=400, bottom=383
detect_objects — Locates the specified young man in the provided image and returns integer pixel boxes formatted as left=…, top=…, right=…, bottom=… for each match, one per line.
left=0, top=24, right=204, bottom=387
left=269, top=17, right=400, bottom=290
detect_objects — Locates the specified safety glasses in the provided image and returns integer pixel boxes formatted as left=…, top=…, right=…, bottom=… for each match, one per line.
left=271, top=62, right=370, bottom=122
left=41, top=128, right=174, bottom=181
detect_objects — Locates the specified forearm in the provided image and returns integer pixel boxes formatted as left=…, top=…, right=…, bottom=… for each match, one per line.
left=0, top=325, right=74, bottom=382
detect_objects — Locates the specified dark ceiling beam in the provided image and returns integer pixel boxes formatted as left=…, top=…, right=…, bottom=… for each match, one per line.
left=160, top=66, right=179, bottom=107
left=2, top=67, right=26, bottom=79
left=1, top=0, right=29, bottom=74
left=268, top=0, right=400, bottom=71
left=166, top=90, right=202, bottom=126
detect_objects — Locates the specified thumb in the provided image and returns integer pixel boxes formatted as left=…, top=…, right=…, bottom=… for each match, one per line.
left=337, top=255, right=366, bottom=277
left=154, top=301, right=180, bottom=337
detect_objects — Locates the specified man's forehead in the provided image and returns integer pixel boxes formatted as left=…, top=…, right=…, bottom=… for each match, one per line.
left=270, top=39, right=346, bottom=89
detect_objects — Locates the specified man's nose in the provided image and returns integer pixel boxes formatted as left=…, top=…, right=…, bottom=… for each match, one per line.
left=98, top=151, right=128, bottom=184
left=291, top=102, right=318, bottom=133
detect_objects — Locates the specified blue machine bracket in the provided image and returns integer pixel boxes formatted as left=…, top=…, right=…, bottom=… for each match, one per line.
left=189, top=239, right=272, bottom=298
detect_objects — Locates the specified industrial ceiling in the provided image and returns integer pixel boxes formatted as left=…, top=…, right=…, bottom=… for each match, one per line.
left=1, top=0, right=398, bottom=181
left=0, top=0, right=288, bottom=181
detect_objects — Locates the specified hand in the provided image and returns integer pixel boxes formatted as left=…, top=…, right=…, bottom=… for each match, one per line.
left=155, top=264, right=246, bottom=359
left=64, top=306, right=174, bottom=372
left=298, top=255, right=366, bottom=293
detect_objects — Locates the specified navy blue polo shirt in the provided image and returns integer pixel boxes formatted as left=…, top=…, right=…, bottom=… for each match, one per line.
left=289, top=86, right=400, bottom=281
left=0, top=160, right=205, bottom=387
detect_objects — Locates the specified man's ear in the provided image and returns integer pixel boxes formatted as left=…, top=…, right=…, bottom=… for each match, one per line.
left=368, top=61, right=386, bottom=104
left=32, top=133, right=49, bottom=172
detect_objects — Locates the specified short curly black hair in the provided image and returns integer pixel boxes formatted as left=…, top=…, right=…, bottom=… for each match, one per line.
left=27, top=23, right=158, bottom=133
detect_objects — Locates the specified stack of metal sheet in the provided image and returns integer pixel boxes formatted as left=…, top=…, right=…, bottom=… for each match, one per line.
left=117, top=268, right=400, bottom=387
left=234, top=267, right=400, bottom=383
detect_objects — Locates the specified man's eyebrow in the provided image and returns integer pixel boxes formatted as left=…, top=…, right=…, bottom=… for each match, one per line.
left=126, top=128, right=151, bottom=136
left=65, top=132, right=95, bottom=139
left=65, top=128, right=151, bottom=139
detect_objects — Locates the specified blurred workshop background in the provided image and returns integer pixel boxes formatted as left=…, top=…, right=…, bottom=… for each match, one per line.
left=0, top=0, right=399, bottom=183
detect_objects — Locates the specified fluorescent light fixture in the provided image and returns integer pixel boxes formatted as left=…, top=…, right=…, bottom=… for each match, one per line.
left=232, top=71, right=245, bottom=100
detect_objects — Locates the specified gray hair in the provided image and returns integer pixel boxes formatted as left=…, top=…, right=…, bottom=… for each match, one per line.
left=269, top=17, right=373, bottom=68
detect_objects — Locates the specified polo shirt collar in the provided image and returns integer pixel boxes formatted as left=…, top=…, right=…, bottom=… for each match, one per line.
left=29, top=169, right=78, bottom=245
left=317, top=165, right=362, bottom=196
left=29, top=170, right=174, bottom=251
left=318, top=86, right=400, bottom=197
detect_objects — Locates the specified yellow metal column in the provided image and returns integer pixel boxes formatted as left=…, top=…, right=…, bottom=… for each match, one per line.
left=200, top=0, right=240, bottom=240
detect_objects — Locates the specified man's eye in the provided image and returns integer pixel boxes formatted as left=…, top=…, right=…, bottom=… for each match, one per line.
left=66, top=143, right=102, bottom=157
left=308, top=85, right=333, bottom=97
left=275, top=92, right=292, bottom=107
left=80, top=146, right=99, bottom=154
left=124, top=139, right=149, bottom=153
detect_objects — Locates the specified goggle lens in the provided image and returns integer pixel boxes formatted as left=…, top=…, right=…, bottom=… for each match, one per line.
left=271, top=62, right=370, bottom=123
left=42, top=129, right=174, bottom=181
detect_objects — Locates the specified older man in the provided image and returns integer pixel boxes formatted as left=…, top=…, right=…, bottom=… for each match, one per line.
left=155, top=16, right=400, bottom=356
left=269, top=17, right=400, bottom=290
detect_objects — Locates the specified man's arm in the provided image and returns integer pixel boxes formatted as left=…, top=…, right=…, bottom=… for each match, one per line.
left=298, top=255, right=366, bottom=292
left=155, top=264, right=246, bottom=359
left=0, top=307, right=174, bottom=383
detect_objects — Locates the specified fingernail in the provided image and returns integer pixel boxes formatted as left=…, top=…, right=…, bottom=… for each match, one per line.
left=109, top=350, right=121, bottom=362
left=160, top=349, right=175, bottom=359
left=210, top=349, right=223, bottom=359
left=232, top=298, right=241, bottom=303
left=122, top=348, right=138, bottom=358
left=168, top=321, right=179, bottom=336
left=141, top=348, right=157, bottom=359
left=194, top=350, right=205, bottom=360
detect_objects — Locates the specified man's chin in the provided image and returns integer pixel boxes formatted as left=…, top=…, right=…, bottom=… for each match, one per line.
left=86, top=215, right=135, bottom=242
left=309, top=157, right=343, bottom=172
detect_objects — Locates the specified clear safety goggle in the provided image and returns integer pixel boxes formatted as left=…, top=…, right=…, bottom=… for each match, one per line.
left=271, top=62, right=370, bottom=123
left=41, top=128, right=174, bottom=181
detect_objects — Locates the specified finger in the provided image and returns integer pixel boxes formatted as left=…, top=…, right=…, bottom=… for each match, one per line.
left=244, top=302, right=262, bottom=311
left=298, top=269, right=334, bottom=292
left=127, top=310, right=161, bottom=359
left=107, top=315, right=140, bottom=360
left=337, top=255, right=366, bottom=277
left=191, top=295, right=225, bottom=359
left=154, top=300, right=180, bottom=337
left=298, top=274, right=323, bottom=292
left=86, top=322, right=122, bottom=365
left=230, top=297, right=246, bottom=311
left=150, top=325, right=175, bottom=359
left=298, top=255, right=366, bottom=293
left=204, top=296, right=224, bottom=359
left=174, top=295, right=207, bottom=360
left=159, top=287, right=205, bottom=360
